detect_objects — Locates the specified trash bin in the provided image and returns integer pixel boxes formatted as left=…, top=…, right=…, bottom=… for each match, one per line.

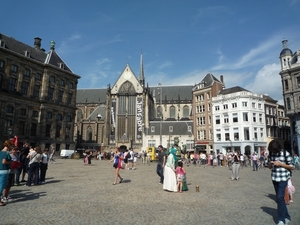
left=73, top=153, right=80, bottom=159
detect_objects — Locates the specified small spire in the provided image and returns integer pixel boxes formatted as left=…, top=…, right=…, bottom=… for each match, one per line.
left=139, top=49, right=145, bottom=87
left=282, top=39, right=288, bottom=49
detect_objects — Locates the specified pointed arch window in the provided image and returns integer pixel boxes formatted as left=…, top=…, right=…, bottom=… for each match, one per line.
left=157, top=106, right=162, bottom=118
left=86, top=126, right=93, bottom=142
left=119, top=81, right=136, bottom=94
left=170, top=106, right=175, bottom=118
left=183, top=106, right=189, bottom=117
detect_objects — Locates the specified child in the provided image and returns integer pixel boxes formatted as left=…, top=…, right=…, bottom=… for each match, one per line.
left=287, top=178, right=295, bottom=203
left=175, top=161, right=186, bottom=193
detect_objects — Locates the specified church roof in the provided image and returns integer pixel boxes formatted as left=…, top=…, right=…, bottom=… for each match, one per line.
left=76, top=89, right=107, bottom=104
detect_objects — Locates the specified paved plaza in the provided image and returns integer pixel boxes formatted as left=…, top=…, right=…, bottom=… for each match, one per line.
left=1, top=158, right=299, bottom=225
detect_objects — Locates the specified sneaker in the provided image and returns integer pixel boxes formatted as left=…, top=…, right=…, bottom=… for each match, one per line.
left=1, top=197, right=7, bottom=203
left=20, top=180, right=27, bottom=182
left=41, top=181, right=45, bottom=184
left=276, top=221, right=285, bottom=225
left=289, top=200, right=293, bottom=203
left=6, top=196, right=12, bottom=201
left=285, top=218, right=290, bottom=224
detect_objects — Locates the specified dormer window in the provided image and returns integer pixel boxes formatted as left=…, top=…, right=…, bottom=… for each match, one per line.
left=59, top=63, right=64, bottom=69
left=24, top=50, right=30, bottom=57
left=0, top=40, right=5, bottom=48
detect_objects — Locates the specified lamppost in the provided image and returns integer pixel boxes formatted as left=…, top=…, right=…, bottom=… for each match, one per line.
left=96, top=114, right=102, bottom=145
left=158, top=83, right=162, bottom=146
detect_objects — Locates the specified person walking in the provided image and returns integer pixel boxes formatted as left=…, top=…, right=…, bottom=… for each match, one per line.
left=268, top=140, right=294, bottom=225
left=49, top=144, right=56, bottom=163
left=251, top=152, right=258, bottom=171
left=231, top=150, right=240, bottom=181
left=156, top=145, right=165, bottom=184
left=108, top=147, right=124, bottom=185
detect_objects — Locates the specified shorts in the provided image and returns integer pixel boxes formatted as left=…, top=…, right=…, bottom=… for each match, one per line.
left=113, top=163, right=118, bottom=169
left=128, top=159, right=133, bottom=163
left=6, top=173, right=15, bottom=187
left=177, top=174, right=185, bottom=182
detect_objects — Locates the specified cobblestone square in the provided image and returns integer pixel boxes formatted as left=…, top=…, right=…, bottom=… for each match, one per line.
left=1, top=158, right=299, bottom=225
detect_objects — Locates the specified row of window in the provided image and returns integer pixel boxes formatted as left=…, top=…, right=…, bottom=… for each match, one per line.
left=5, top=105, right=72, bottom=121
left=215, top=112, right=264, bottom=124
left=215, top=127, right=264, bottom=142
left=0, top=60, right=74, bottom=88
left=214, top=102, right=262, bottom=111
left=1, top=75, right=73, bottom=103
left=150, top=126, right=192, bottom=133
left=156, top=105, right=190, bottom=118
left=4, top=119, right=70, bottom=138
left=196, top=93, right=210, bottom=102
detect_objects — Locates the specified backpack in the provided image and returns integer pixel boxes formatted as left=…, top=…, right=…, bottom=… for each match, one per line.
left=126, top=152, right=131, bottom=159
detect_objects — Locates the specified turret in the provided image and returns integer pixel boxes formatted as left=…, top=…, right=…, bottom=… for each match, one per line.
left=279, top=39, right=293, bottom=71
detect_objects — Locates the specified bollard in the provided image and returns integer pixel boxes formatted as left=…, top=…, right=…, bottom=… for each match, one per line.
left=196, top=185, right=199, bottom=192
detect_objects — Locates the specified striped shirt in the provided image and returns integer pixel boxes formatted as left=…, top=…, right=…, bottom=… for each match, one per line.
left=269, top=150, right=294, bottom=182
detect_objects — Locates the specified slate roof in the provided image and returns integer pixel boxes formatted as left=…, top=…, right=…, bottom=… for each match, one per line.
left=147, top=120, right=193, bottom=136
left=150, top=85, right=193, bottom=102
left=202, top=73, right=223, bottom=87
left=77, top=89, right=108, bottom=104
left=218, top=86, right=249, bottom=95
left=0, top=33, right=74, bottom=73
left=76, top=85, right=193, bottom=104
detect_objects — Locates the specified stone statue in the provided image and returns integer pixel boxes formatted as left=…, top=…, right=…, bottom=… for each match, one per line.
left=173, top=136, right=182, bottom=159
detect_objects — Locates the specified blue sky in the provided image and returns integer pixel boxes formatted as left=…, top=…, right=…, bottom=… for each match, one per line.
left=2, top=0, right=300, bottom=103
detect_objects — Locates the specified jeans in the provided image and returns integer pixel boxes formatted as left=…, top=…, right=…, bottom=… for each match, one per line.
left=26, top=163, right=40, bottom=186
left=40, top=163, right=48, bottom=182
left=156, top=163, right=164, bottom=183
left=272, top=180, right=291, bottom=223
left=252, top=160, right=258, bottom=170
left=231, top=163, right=240, bottom=179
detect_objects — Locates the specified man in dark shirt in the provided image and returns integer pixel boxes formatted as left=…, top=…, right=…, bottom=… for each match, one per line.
left=157, top=145, right=166, bottom=184
left=19, top=142, right=29, bottom=183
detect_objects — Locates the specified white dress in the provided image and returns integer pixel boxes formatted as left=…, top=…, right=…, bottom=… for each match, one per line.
left=163, top=154, right=177, bottom=192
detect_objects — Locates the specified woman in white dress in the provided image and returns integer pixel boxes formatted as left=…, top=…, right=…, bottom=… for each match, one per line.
left=163, top=148, right=178, bottom=192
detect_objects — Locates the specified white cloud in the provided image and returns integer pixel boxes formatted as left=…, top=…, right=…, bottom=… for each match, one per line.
left=69, top=34, right=81, bottom=41
left=244, top=63, right=283, bottom=102
left=158, top=61, right=172, bottom=70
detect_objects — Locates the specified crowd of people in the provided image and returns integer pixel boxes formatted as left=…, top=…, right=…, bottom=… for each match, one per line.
left=0, top=139, right=54, bottom=206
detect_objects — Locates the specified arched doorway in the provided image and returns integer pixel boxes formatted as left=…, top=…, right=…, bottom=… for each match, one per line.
left=244, top=145, right=251, bottom=156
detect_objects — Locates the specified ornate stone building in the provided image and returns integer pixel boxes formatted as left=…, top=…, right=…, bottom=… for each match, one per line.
left=75, top=54, right=195, bottom=152
left=279, top=39, right=300, bottom=155
left=0, top=33, right=80, bottom=150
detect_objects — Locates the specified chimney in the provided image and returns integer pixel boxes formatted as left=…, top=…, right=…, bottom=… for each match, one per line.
left=220, top=75, right=224, bottom=83
left=34, top=37, right=42, bottom=50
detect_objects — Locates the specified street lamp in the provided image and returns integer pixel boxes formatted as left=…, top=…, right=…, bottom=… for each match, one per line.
left=96, top=114, right=102, bottom=144
left=158, top=83, right=162, bottom=146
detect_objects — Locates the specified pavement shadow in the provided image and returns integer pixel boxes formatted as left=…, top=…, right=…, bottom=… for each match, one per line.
left=267, top=193, right=277, bottom=202
left=42, top=179, right=64, bottom=184
left=260, top=206, right=277, bottom=224
left=8, top=190, right=47, bottom=203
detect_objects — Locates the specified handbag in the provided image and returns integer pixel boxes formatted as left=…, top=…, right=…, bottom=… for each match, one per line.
left=118, top=158, right=125, bottom=169
left=284, top=186, right=290, bottom=205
